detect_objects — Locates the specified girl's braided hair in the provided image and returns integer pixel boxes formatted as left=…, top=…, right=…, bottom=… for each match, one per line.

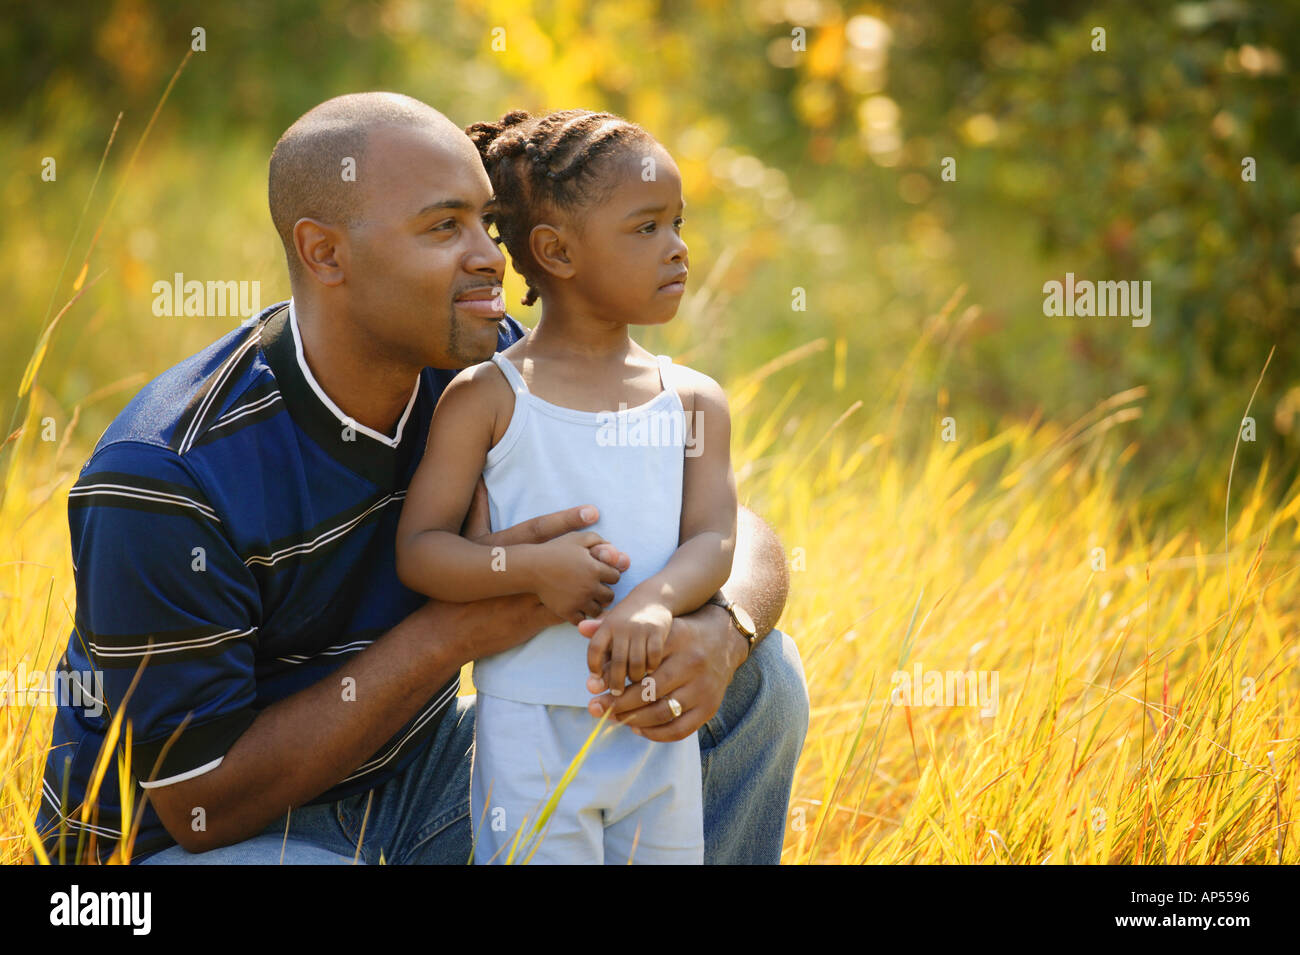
left=464, top=108, right=657, bottom=306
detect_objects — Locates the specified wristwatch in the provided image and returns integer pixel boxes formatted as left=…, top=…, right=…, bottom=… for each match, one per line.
left=708, top=593, right=758, bottom=659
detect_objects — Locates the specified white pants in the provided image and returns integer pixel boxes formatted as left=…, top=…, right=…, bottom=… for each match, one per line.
left=470, top=693, right=704, bottom=864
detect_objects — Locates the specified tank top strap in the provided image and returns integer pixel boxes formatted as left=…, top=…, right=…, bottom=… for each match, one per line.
left=655, top=354, right=674, bottom=392
left=491, top=352, right=529, bottom=395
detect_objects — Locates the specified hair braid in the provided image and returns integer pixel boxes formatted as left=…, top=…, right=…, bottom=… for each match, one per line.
left=464, top=107, right=657, bottom=307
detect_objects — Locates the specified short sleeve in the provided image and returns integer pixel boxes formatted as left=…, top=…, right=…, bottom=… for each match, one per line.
left=68, top=441, right=261, bottom=789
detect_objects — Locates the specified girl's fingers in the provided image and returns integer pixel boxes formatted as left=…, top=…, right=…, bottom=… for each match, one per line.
left=608, top=636, right=629, bottom=697
left=646, top=634, right=665, bottom=672
left=627, top=635, right=647, bottom=683
left=585, top=622, right=611, bottom=676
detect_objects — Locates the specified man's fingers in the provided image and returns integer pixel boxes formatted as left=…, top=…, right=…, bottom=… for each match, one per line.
left=499, top=505, right=599, bottom=546
left=590, top=656, right=688, bottom=718
left=590, top=687, right=701, bottom=740
left=631, top=707, right=703, bottom=742
left=614, top=687, right=688, bottom=727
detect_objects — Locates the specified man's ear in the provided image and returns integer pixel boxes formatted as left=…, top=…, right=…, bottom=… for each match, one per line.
left=529, top=223, right=576, bottom=282
left=293, top=217, right=348, bottom=287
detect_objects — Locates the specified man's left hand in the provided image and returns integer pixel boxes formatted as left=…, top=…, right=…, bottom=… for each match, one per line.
left=579, top=604, right=748, bottom=741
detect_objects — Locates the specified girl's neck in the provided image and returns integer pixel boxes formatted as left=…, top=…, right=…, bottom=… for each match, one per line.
left=529, top=299, right=635, bottom=362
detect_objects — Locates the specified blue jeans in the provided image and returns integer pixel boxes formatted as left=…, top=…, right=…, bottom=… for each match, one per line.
left=139, top=629, right=808, bottom=865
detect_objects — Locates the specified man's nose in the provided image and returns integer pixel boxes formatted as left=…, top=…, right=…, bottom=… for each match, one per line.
left=468, top=224, right=507, bottom=274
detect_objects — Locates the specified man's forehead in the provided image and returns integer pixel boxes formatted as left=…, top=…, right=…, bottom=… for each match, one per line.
left=361, top=124, right=491, bottom=212
left=364, top=122, right=479, bottom=172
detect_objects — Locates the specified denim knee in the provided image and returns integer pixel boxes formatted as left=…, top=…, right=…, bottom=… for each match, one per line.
left=752, top=628, right=811, bottom=750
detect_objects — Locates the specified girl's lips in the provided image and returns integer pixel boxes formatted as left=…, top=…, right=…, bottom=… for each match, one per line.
left=658, top=282, right=686, bottom=295
left=454, top=289, right=506, bottom=317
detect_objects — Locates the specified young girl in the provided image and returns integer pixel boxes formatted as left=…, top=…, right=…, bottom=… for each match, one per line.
left=395, top=109, right=736, bottom=864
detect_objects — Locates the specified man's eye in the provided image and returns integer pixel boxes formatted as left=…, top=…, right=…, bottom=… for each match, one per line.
left=484, top=218, right=505, bottom=244
left=430, top=219, right=456, bottom=233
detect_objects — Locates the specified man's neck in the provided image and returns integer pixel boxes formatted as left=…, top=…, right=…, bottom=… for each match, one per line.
left=291, top=297, right=419, bottom=440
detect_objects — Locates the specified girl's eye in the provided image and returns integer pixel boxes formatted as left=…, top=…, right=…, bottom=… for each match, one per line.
left=640, top=217, right=685, bottom=234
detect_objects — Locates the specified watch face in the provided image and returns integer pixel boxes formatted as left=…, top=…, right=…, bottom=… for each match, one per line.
left=732, top=603, right=757, bottom=637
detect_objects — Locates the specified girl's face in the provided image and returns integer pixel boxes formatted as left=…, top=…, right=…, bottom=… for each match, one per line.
left=557, top=143, right=689, bottom=325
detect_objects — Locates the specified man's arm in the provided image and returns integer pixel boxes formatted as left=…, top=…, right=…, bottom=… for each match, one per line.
left=719, top=502, right=790, bottom=646
left=581, top=503, right=790, bottom=740
left=148, top=591, right=544, bottom=852
left=147, top=505, right=623, bottom=854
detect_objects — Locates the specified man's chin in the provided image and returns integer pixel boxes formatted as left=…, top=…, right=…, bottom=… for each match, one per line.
left=441, top=321, right=502, bottom=368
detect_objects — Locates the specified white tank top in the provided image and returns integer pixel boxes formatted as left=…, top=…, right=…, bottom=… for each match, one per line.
left=472, top=350, right=687, bottom=707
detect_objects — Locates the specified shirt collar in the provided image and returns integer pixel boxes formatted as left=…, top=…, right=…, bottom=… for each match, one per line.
left=287, top=297, right=419, bottom=449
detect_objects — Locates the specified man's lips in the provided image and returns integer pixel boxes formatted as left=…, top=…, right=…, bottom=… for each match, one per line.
left=454, top=285, right=506, bottom=317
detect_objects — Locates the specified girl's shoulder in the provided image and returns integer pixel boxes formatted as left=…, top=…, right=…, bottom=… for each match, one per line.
left=658, top=357, right=730, bottom=414
left=436, top=354, right=517, bottom=417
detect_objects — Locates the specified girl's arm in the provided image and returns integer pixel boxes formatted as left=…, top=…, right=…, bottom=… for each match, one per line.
left=633, top=367, right=738, bottom=612
left=584, top=368, right=737, bottom=690
left=395, top=364, right=617, bottom=621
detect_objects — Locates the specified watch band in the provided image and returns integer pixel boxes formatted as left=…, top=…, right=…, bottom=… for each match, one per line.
left=708, top=594, right=758, bottom=658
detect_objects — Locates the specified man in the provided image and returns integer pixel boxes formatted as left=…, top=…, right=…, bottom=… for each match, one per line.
left=34, top=92, right=809, bottom=865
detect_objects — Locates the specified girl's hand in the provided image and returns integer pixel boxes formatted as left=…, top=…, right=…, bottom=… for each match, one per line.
left=583, top=597, right=673, bottom=696
left=529, top=532, right=622, bottom=624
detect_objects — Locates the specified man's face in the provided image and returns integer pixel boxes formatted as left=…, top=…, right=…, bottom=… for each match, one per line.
left=562, top=144, right=689, bottom=325
left=344, top=123, right=507, bottom=370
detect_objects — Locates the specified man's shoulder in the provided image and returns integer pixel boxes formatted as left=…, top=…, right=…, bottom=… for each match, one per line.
left=87, top=304, right=288, bottom=475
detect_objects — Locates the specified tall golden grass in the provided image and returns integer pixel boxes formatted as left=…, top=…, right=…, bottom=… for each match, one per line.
left=740, top=335, right=1300, bottom=864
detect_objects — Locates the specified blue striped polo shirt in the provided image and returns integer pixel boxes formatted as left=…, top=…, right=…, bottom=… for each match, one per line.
left=34, top=299, right=525, bottom=864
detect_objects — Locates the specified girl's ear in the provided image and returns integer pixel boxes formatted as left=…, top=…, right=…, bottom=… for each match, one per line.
left=529, top=222, right=577, bottom=281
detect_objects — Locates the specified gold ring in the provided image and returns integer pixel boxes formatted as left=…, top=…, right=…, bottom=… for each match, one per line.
left=666, top=696, right=682, bottom=719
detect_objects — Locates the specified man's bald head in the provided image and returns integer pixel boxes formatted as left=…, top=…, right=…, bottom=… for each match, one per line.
left=268, top=92, right=468, bottom=280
